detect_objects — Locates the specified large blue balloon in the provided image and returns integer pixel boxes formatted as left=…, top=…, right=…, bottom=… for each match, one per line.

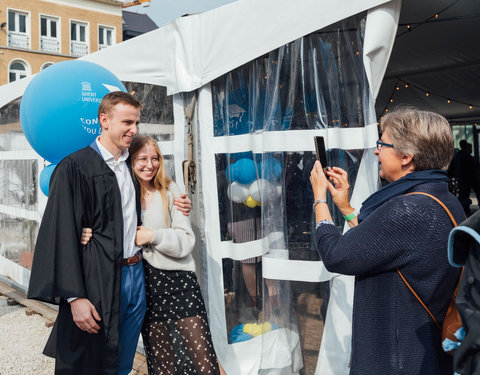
left=20, top=60, right=126, bottom=164
left=39, top=164, right=57, bottom=196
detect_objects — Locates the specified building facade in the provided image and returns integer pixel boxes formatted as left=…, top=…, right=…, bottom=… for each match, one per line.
left=0, top=0, right=123, bottom=86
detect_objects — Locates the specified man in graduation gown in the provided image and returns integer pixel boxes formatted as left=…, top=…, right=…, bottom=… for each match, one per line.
left=28, top=91, right=146, bottom=375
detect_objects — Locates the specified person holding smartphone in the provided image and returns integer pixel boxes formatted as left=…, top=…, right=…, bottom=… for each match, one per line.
left=310, top=107, right=464, bottom=375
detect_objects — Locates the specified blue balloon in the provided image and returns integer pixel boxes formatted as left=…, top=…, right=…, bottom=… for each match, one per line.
left=230, top=158, right=257, bottom=184
left=39, top=164, right=57, bottom=196
left=229, top=324, right=253, bottom=343
left=20, top=60, right=126, bottom=164
left=259, top=157, right=282, bottom=180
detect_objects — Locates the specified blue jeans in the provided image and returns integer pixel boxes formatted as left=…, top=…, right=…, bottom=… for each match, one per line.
left=118, top=261, right=146, bottom=375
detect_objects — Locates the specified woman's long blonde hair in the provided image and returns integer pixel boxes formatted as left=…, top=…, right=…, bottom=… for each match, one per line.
left=130, top=135, right=172, bottom=223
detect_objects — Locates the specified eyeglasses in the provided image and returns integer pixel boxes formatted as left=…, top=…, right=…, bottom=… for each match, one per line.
left=376, top=140, right=394, bottom=151
left=135, top=156, right=160, bottom=166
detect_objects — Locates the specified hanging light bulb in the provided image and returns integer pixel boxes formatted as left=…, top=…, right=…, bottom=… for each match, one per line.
left=447, top=99, right=451, bottom=104
left=426, top=92, right=430, bottom=97
left=404, top=83, right=409, bottom=88
left=396, top=86, right=400, bottom=91
left=469, top=105, right=473, bottom=110
left=435, top=14, right=439, bottom=19
left=390, top=98, right=394, bottom=103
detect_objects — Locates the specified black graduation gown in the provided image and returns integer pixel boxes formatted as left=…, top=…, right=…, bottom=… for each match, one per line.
left=27, top=145, right=141, bottom=375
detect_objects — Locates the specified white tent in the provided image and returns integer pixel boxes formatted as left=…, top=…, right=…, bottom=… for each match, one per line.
left=0, top=0, right=401, bottom=373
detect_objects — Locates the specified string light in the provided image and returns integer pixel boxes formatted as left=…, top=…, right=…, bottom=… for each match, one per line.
left=397, top=0, right=462, bottom=38
left=380, top=78, right=480, bottom=119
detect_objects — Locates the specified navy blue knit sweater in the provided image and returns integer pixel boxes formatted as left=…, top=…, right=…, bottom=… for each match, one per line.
left=315, top=182, right=464, bottom=375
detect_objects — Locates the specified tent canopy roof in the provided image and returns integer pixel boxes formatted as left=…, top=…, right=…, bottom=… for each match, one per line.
left=0, top=0, right=391, bottom=107
left=375, top=0, right=480, bottom=124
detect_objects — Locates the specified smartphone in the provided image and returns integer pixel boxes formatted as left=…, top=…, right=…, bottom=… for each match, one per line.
left=314, top=136, right=329, bottom=169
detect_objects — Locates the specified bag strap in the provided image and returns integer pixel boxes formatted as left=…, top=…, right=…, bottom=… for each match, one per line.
left=397, top=270, right=442, bottom=329
left=396, top=191, right=458, bottom=330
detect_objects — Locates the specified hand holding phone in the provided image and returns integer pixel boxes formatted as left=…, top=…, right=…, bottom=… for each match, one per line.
left=314, top=136, right=330, bottom=170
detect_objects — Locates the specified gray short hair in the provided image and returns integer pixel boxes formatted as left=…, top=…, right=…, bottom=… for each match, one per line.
left=380, top=107, right=453, bottom=170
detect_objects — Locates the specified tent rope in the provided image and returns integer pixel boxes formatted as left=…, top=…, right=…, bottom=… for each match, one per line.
left=182, top=93, right=197, bottom=195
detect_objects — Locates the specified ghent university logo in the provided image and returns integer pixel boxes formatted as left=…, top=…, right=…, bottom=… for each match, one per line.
left=80, top=81, right=102, bottom=135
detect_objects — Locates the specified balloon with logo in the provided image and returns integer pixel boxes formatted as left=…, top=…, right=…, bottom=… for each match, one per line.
left=39, top=164, right=57, bottom=196
left=20, top=60, right=126, bottom=164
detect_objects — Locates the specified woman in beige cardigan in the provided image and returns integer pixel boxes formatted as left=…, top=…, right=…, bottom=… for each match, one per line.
left=83, top=135, right=223, bottom=375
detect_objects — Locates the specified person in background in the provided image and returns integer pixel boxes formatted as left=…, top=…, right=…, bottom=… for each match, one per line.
left=83, top=135, right=224, bottom=375
left=448, top=139, right=480, bottom=216
left=310, top=107, right=464, bottom=374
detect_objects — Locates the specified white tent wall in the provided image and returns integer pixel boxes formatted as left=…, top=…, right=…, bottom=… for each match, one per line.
left=189, top=5, right=400, bottom=373
left=0, top=0, right=401, bottom=374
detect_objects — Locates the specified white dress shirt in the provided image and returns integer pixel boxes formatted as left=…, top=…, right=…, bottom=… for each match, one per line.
left=95, top=138, right=140, bottom=259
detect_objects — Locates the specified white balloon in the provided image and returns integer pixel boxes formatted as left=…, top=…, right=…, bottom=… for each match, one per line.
left=275, top=183, right=282, bottom=197
left=227, top=182, right=250, bottom=203
left=249, top=179, right=273, bottom=202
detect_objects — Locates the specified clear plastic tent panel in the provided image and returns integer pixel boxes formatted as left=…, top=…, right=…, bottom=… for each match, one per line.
left=206, top=12, right=376, bottom=374
left=0, top=98, right=40, bottom=270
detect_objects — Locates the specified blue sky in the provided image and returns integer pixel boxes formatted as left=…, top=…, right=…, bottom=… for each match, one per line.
left=125, top=0, right=237, bottom=28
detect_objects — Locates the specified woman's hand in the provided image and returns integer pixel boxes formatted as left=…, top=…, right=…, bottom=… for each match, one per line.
left=174, top=194, right=192, bottom=216
left=80, top=228, right=93, bottom=245
left=310, top=160, right=329, bottom=201
left=135, top=226, right=154, bottom=246
left=325, top=167, right=352, bottom=215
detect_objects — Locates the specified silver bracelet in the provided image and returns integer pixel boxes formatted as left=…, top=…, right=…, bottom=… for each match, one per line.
left=316, top=219, right=335, bottom=229
left=313, top=198, right=327, bottom=209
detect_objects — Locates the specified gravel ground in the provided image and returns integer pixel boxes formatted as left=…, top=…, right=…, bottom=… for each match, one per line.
left=0, top=294, right=145, bottom=375
left=0, top=295, right=54, bottom=375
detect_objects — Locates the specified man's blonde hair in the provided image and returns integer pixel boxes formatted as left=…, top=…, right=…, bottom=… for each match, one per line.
left=98, top=91, right=142, bottom=118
